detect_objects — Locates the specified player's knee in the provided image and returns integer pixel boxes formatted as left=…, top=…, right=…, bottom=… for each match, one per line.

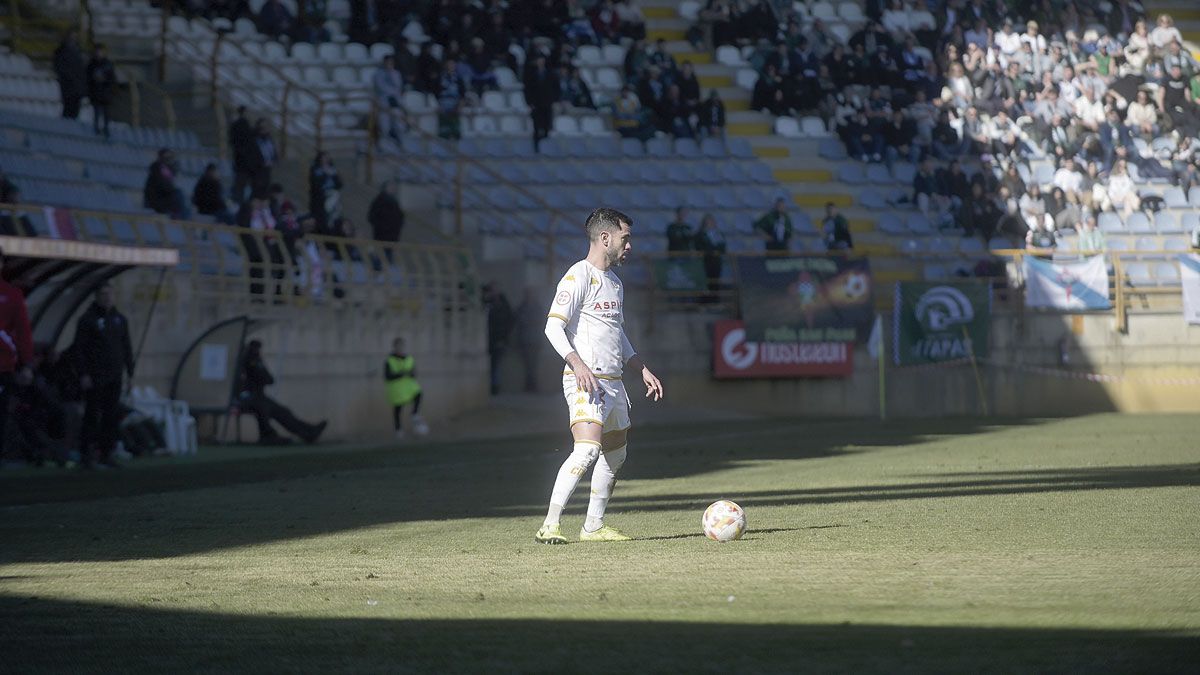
left=567, top=441, right=601, bottom=476
left=602, top=445, right=627, bottom=474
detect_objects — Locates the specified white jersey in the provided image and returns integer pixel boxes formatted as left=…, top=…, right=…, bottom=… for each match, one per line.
left=546, top=259, right=635, bottom=378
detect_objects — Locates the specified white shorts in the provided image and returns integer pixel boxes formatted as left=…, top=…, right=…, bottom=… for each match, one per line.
left=561, top=373, right=630, bottom=432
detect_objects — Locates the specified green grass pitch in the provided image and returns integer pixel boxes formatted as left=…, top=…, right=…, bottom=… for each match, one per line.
left=2, top=414, right=1198, bottom=672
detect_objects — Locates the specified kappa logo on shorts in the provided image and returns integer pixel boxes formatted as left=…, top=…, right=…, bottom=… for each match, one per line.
left=575, top=395, right=587, bottom=404
left=574, top=409, right=587, bottom=417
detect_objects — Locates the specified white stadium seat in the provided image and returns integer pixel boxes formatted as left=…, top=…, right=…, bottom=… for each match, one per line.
left=774, top=117, right=801, bottom=137
left=553, top=116, right=582, bottom=136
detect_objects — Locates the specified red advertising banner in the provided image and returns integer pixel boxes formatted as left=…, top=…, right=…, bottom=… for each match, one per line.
left=713, top=320, right=853, bottom=379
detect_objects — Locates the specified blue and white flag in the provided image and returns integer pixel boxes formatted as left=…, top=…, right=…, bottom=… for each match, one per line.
left=1181, top=254, right=1200, bottom=325
left=1023, top=255, right=1111, bottom=310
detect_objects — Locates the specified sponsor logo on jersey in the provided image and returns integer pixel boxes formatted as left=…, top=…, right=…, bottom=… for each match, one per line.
left=555, top=291, right=570, bottom=305
left=564, top=275, right=575, bottom=281
left=592, top=301, right=621, bottom=311
left=590, top=277, right=599, bottom=285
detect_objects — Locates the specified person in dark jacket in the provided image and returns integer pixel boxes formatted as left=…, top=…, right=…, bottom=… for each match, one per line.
left=368, top=180, right=405, bottom=242
left=524, top=56, right=558, bottom=151
left=86, top=43, right=116, bottom=137
left=246, top=119, right=278, bottom=198
left=191, top=163, right=234, bottom=224
left=821, top=202, right=853, bottom=251
left=236, top=340, right=326, bottom=445
left=53, top=30, right=86, bottom=119
left=228, top=106, right=255, bottom=203
left=308, top=152, right=342, bottom=230
left=0, top=246, right=34, bottom=461
left=482, top=282, right=513, bottom=395
left=697, top=89, right=726, bottom=139
left=143, top=149, right=189, bottom=219
left=71, top=284, right=133, bottom=468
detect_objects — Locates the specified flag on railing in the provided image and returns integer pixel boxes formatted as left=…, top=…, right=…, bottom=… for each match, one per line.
left=1181, top=254, right=1200, bottom=325
left=1023, top=255, right=1111, bottom=310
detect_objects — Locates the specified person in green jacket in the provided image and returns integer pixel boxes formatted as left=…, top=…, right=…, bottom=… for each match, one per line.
left=384, top=337, right=427, bottom=439
left=754, top=197, right=794, bottom=252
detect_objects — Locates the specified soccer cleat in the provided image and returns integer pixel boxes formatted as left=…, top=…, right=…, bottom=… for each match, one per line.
left=578, top=525, right=632, bottom=542
left=535, top=523, right=568, bottom=545
left=413, top=416, right=429, bottom=436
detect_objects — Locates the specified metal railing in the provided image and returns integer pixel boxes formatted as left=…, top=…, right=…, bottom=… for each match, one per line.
left=0, top=202, right=482, bottom=346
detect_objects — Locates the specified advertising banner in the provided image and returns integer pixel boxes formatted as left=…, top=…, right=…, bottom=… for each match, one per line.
left=1023, top=255, right=1111, bottom=310
left=893, top=282, right=991, bottom=365
left=653, top=257, right=707, bottom=292
left=712, top=319, right=853, bottom=378
left=736, top=256, right=874, bottom=342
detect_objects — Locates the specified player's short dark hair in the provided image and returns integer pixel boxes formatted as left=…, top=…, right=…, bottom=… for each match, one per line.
left=584, top=207, right=631, bottom=242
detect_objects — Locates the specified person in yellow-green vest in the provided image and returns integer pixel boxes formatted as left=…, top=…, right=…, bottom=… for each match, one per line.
left=384, top=337, right=428, bottom=439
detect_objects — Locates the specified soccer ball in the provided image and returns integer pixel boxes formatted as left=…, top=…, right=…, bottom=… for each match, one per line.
left=703, top=500, right=747, bottom=542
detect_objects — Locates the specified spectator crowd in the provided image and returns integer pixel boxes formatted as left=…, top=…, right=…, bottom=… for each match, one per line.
left=723, top=1, right=1200, bottom=251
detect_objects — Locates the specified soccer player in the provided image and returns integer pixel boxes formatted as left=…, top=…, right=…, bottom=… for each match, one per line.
left=535, top=208, right=664, bottom=544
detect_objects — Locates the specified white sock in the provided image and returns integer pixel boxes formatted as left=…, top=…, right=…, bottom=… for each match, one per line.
left=584, top=445, right=626, bottom=532
left=543, top=441, right=601, bottom=527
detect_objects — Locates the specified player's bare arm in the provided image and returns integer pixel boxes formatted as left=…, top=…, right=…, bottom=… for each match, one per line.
left=625, top=354, right=663, bottom=401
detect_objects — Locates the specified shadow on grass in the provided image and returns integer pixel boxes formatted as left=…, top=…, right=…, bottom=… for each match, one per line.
left=1, top=594, right=1196, bottom=673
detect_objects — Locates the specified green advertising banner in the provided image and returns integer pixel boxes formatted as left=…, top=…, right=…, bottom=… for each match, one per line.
left=893, top=282, right=991, bottom=365
left=737, top=256, right=874, bottom=342
left=653, top=257, right=708, bottom=292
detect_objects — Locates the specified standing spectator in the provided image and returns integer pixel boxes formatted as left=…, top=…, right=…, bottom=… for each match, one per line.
left=368, top=180, right=405, bottom=242
left=53, top=30, right=86, bottom=119
left=665, top=206, right=694, bottom=252
left=436, top=59, right=467, bottom=140
left=524, top=56, right=557, bottom=150
left=373, top=55, right=407, bottom=143
left=754, top=197, right=794, bottom=252
left=71, top=283, right=133, bottom=468
left=191, top=163, right=234, bottom=224
left=238, top=195, right=283, bottom=296
left=256, top=0, right=295, bottom=39
left=0, top=246, right=34, bottom=463
left=822, top=202, right=853, bottom=251
left=623, top=38, right=649, bottom=81
left=228, top=106, right=254, bottom=204
left=247, top=119, right=278, bottom=197
left=384, top=337, right=427, bottom=439
left=236, top=340, right=327, bottom=444
left=143, top=149, right=189, bottom=219
left=512, top=288, right=543, bottom=393
left=414, top=43, right=442, bottom=94
left=1076, top=213, right=1107, bottom=254
left=558, top=66, right=595, bottom=110
left=694, top=213, right=727, bottom=296
left=483, top=282, right=512, bottom=395
left=590, top=0, right=621, bottom=44
left=86, top=43, right=116, bottom=138
left=697, top=89, right=725, bottom=139
left=308, top=152, right=342, bottom=231
left=349, top=0, right=382, bottom=43
left=296, top=0, right=330, bottom=42
left=882, top=109, right=919, bottom=167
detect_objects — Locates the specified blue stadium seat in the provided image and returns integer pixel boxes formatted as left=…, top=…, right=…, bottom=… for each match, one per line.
left=892, top=162, right=917, bottom=184
left=878, top=213, right=904, bottom=234
left=619, top=137, right=644, bottom=157
left=1123, top=262, right=1152, bottom=285
left=1154, top=262, right=1180, bottom=284
left=727, top=138, right=754, bottom=158
left=959, top=237, right=984, bottom=255
left=1098, top=212, right=1123, bottom=232
left=675, top=138, right=700, bottom=158
left=700, top=137, right=727, bottom=158
left=1163, top=187, right=1188, bottom=208
left=1154, top=211, right=1180, bottom=233
left=645, top=137, right=672, bottom=158
left=1126, top=212, right=1152, bottom=232
left=817, top=138, right=847, bottom=160
left=906, top=213, right=934, bottom=234
left=866, top=164, right=892, bottom=184
left=837, top=164, right=866, bottom=184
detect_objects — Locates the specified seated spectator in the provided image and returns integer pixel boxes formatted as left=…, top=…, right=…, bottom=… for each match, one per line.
left=959, top=182, right=1000, bottom=240
left=659, top=84, right=694, bottom=138
left=751, top=65, right=787, bottom=117
left=1150, top=14, right=1182, bottom=53
left=1100, top=159, right=1141, bottom=217
left=236, top=340, right=326, bottom=445
left=753, top=197, right=793, bottom=252
left=465, top=38, right=499, bottom=96
left=142, top=149, right=190, bottom=220
left=256, top=0, right=294, bottom=40
left=1019, top=183, right=1052, bottom=232
left=930, top=110, right=965, bottom=159
left=913, top=158, right=951, bottom=223
left=612, top=86, right=651, bottom=140
left=1126, top=89, right=1159, bottom=139
left=368, top=180, right=405, bottom=242
left=649, top=38, right=677, bottom=76
left=677, top=61, right=701, bottom=108
left=844, top=109, right=884, bottom=163
left=1076, top=213, right=1106, bottom=253
left=666, top=207, right=694, bottom=252
left=373, top=55, right=406, bottom=143
left=883, top=109, right=919, bottom=167
left=1025, top=219, right=1058, bottom=251
left=697, top=89, right=725, bottom=139
left=701, top=0, right=735, bottom=47
left=822, top=202, right=852, bottom=251
left=614, top=0, right=645, bottom=41
left=556, top=65, right=595, bottom=111
left=436, top=59, right=467, bottom=140
left=1048, top=186, right=1083, bottom=232
left=191, top=163, right=234, bottom=224
left=1052, top=157, right=1084, bottom=200
left=295, top=0, right=331, bottom=42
